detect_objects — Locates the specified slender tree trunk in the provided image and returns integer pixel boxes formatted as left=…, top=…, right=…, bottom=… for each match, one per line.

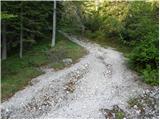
left=2, top=21, right=7, bottom=60
left=20, top=2, right=23, bottom=58
left=51, top=0, right=56, bottom=47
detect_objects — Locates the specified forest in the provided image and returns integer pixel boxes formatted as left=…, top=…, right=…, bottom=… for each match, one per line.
left=1, top=0, right=159, bottom=119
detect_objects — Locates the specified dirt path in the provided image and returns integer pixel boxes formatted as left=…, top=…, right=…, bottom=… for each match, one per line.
left=1, top=34, right=149, bottom=119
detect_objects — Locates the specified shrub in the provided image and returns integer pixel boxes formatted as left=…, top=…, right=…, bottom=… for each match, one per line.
left=128, top=32, right=158, bottom=85
left=129, top=35, right=158, bottom=69
left=142, top=65, right=158, bottom=86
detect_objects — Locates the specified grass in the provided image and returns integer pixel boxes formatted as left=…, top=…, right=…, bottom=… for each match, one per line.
left=115, top=111, right=125, bottom=119
left=84, top=31, right=132, bottom=56
left=1, top=33, right=87, bottom=101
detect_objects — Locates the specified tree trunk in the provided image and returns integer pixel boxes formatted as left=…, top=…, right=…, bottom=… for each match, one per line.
left=51, top=0, right=56, bottom=47
left=2, top=21, right=7, bottom=60
left=20, top=2, right=23, bottom=58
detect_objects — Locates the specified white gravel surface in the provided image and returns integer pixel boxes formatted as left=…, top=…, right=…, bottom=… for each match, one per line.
left=1, top=34, right=149, bottom=119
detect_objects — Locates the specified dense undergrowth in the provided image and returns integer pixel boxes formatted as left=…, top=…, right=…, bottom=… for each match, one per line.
left=1, top=34, right=86, bottom=100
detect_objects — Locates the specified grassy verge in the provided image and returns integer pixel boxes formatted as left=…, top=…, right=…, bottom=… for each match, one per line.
left=84, top=31, right=132, bottom=56
left=1, top=33, right=87, bottom=101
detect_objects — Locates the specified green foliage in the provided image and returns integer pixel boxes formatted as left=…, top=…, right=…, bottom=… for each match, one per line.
left=1, top=1, right=63, bottom=57
left=84, top=12, right=103, bottom=32
left=1, top=66, right=42, bottom=101
left=1, top=1, right=159, bottom=102
left=115, top=111, right=125, bottom=119
left=121, top=1, right=158, bottom=44
left=1, top=12, right=17, bottom=20
left=128, top=34, right=158, bottom=68
left=102, top=16, right=124, bottom=35
left=1, top=34, right=87, bottom=100
left=82, top=1, right=159, bottom=85
left=125, top=2, right=159, bottom=85
left=59, top=1, right=85, bottom=34
left=85, top=30, right=105, bottom=40
left=48, top=34, right=87, bottom=70
left=141, top=65, right=158, bottom=86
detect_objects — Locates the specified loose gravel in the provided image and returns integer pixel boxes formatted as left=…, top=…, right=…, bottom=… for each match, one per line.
left=1, top=33, right=154, bottom=119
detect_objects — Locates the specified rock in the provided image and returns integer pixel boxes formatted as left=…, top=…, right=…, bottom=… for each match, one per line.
left=145, top=89, right=150, bottom=94
left=136, top=110, right=141, bottom=114
left=133, top=105, right=138, bottom=109
left=62, top=58, right=72, bottom=66
left=6, top=108, right=9, bottom=112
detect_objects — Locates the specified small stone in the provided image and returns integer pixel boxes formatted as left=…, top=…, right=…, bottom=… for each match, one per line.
left=133, top=105, right=138, bottom=109
left=85, top=64, right=88, bottom=67
left=6, top=109, right=9, bottom=112
left=62, top=58, right=72, bottom=66
left=83, top=106, right=86, bottom=108
left=66, top=91, right=69, bottom=94
left=145, top=89, right=150, bottom=94
left=136, top=110, right=141, bottom=114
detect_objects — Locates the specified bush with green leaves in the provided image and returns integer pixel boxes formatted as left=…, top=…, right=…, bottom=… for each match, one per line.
left=141, top=65, right=158, bottom=86
left=121, top=1, right=158, bottom=44
left=128, top=30, right=158, bottom=85
left=125, top=1, right=159, bottom=85
left=129, top=32, right=158, bottom=66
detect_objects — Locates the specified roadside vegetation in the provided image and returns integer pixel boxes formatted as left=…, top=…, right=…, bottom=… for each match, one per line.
left=61, top=1, right=159, bottom=86
left=1, top=34, right=86, bottom=101
left=90, top=2, right=159, bottom=86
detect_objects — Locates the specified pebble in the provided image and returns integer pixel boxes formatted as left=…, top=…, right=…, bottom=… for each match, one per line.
left=145, top=89, right=150, bottom=94
left=136, top=110, right=141, bottom=114
left=133, top=105, right=138, bottom=109
left=6, top=108, right=9, bottom=112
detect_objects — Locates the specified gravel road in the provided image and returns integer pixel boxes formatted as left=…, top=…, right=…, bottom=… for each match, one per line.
left=1, top=34, right=150, bottom=119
